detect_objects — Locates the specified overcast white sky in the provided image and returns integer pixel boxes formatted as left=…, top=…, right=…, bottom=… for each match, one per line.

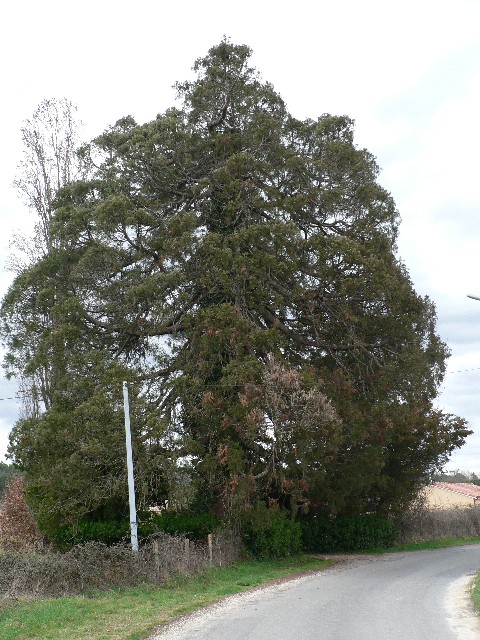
left=1, top=0, right=480, bottom=472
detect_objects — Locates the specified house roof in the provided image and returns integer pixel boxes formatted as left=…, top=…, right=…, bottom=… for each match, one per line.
left=433, top=482, right=480, bottom=499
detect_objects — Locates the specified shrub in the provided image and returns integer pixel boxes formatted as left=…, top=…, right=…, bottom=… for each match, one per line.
left=52, top=511, right=221, bottom=547
left=241, top=506, right=302, bottom=559
left=0, top=531, right=242, bottom=598
left=54, top=520, right=130, bottom=547
left=301, top=514, right=397, bottom=552
left=0, top=476, right=43, bottom=550
left=142, top=511, right=221, bottom=540
left=396, top=506, right=480, bottom=543
left=0, top=463, right=19, bottom=500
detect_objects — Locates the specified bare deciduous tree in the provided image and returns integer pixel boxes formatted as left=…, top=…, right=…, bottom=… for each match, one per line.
left=13, top=98, right=84, bottom=255
left=5, top=99, right=85, bottom=419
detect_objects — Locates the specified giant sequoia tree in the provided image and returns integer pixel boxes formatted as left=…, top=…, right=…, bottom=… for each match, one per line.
left=1, top=41, right=470, bottom=533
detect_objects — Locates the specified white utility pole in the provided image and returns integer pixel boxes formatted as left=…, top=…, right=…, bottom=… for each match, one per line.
left=123, top=381, right=139, bottom=552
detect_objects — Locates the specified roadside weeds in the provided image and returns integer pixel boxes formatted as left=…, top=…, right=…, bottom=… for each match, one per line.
left=0, top=556, right=332, bottom=640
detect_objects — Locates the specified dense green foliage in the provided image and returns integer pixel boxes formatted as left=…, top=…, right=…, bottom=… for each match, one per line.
left=53, top=520, right=129, bottom=547
left=241, top=506, right=303, bottom=559
left=301, top=514, right=397, bottom=552
left=144, top=511, right=221, bottom=540
left=50, top=511, right=221, bottom=547
left=1, top=40, right=470, bottom=536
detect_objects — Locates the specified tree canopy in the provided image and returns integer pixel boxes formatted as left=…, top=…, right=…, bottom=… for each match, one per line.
left=1, top=41, right=470, bottom=534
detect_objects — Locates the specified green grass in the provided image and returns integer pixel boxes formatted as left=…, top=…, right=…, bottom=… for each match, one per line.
left=0, top=556, right=331, bottom=640
left=472, top=568, right=480, bottom=618
left=3, top=537, right=480, bottom=640
left=360, top=536, right=480, bottom=554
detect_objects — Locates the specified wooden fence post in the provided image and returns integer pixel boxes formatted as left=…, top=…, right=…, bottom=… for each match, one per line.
left=184, top=538, right=190, bottom=567
left=153, top=540, right=160, bottom=581
left=208, top=533, right=213, bottom=565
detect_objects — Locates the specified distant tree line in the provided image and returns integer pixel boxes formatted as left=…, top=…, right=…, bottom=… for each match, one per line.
left=432, top=470, right=480, bottom=485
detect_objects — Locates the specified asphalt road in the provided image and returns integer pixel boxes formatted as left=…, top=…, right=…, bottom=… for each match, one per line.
left=150, top=545, right=480, bottom=640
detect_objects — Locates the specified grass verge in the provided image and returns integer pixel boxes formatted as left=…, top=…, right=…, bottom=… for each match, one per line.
left=358, top=536, right=480, bottom=555
left=473, top=573, right=480, bottom=614
left=0, top=556, right=331, bottom=640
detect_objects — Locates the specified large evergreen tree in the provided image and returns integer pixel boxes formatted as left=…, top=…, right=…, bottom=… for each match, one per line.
left=1, top=41, right=470, bottom=533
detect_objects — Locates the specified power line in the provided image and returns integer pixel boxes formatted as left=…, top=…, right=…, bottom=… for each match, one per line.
left=448, top=367, right=480, bottom=374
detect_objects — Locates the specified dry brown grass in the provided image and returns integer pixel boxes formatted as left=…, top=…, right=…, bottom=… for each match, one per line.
left=396, top=505, right=480, bottom=543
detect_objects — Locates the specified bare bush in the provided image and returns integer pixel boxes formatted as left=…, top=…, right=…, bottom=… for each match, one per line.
left=212, top=529, right=242, bottom=566
left=134, top=529, right=242, bottom=584
left=396, top=506, right=480, bottom=543
left=0, top=476, right=43, bottom=550
left=0, top=529, right=242, bottom=599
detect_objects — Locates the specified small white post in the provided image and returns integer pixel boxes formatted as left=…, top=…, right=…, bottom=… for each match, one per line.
left=123, top=381, right=139, bottom=552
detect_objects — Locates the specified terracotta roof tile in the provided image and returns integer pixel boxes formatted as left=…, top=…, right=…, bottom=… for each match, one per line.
left=433, top=482, right=480, bottom=499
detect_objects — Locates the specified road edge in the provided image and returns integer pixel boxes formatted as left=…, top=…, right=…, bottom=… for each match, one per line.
left=446, top=573, right=480, bottom=639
